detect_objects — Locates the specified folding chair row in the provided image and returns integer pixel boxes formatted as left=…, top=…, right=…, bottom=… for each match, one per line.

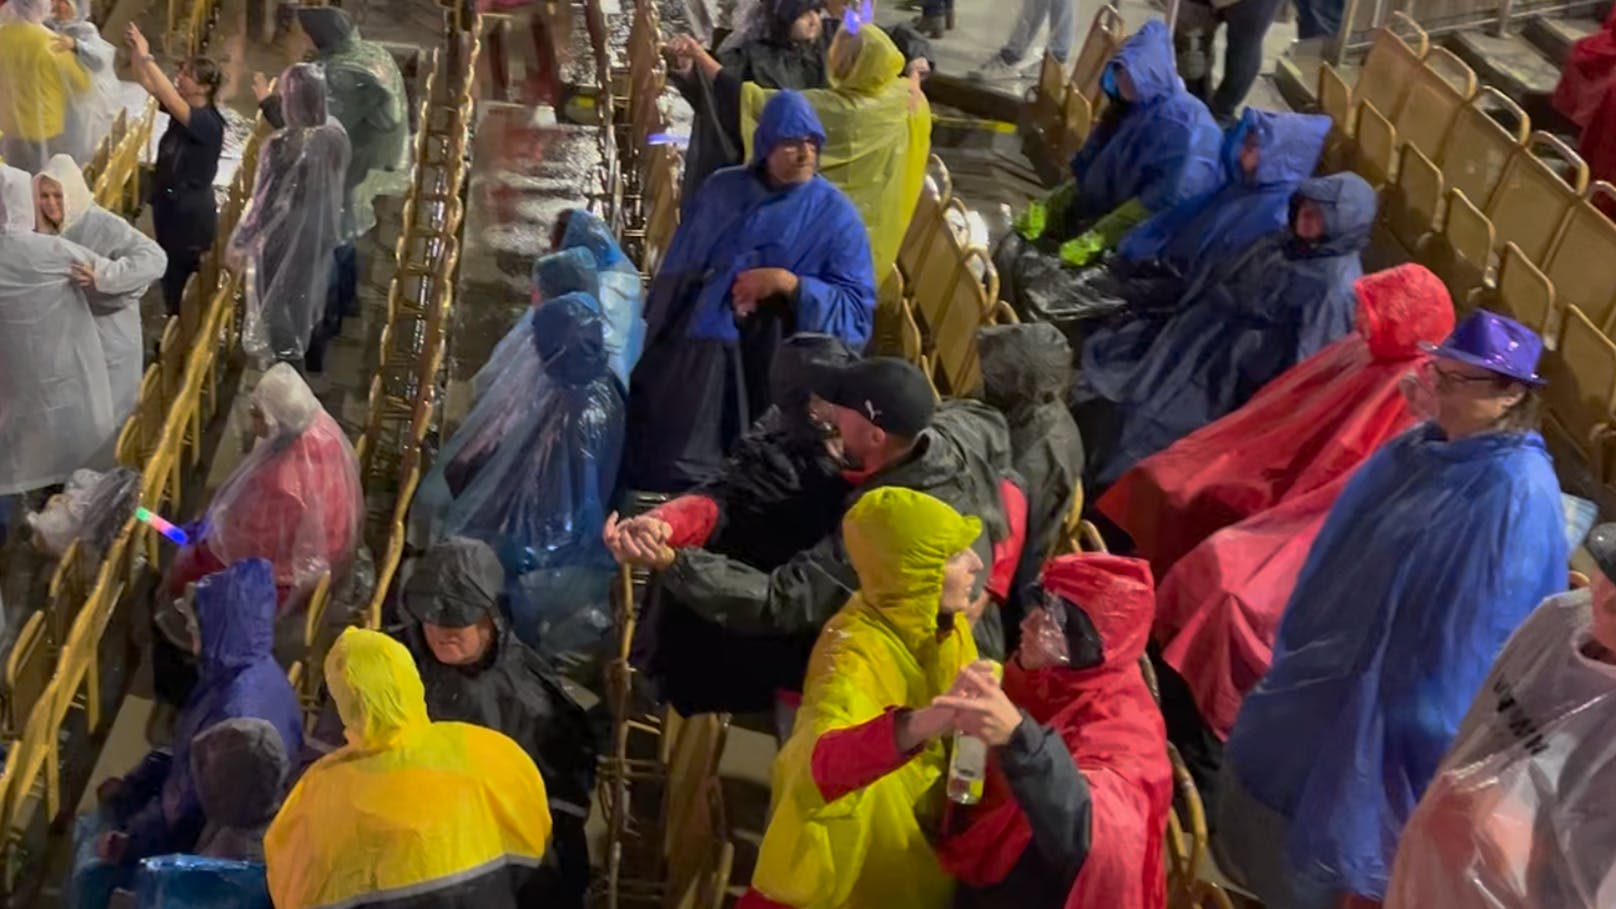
left=1027, top=5, right=1124, bottom=168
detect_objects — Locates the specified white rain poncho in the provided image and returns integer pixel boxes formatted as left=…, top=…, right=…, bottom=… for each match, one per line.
left=46, top=0, right=120, bottom=164
left=232, top=64, right=350, bottom=366
left=295, top=7, right=406, bottom=238
left=192, top=364, right=362, bottom=611
left=0, top=0, right=90, bottom=173
left=1385, top=588, right=1616, bottom=908
left=0, top=163, right=114, bottom=494
left=38, top=155, right=165, bottom=425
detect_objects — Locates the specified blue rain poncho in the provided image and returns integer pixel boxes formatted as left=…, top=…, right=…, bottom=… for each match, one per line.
left=624, top=90, right=876, bottom=493
left=422, top=294, right=625, bottom=655
left=1117, top=108, right=1331, bottom=278
left=471, top=247, right=602, bottom=401
left=134, top=856, right=269, bottom=909
left=1089, top=173, right=1377, bottom=485
left=1067, top=20, right=1222, bottom=223
left=38, top=155, right=166, bottom=427
left=562, top=210, right=646, bottom=383
left=1223, top=423, right=1568, bottom=900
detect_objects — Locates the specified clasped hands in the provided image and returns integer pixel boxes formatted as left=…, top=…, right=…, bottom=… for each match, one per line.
left=899, top=660, right=1023, bottom=751
left=602, top=510, right=676, bottom=569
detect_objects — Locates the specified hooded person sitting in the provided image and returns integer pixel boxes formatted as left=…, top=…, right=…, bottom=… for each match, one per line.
left=999, top=19, right=1222, bottom=324
left=420, top=295, right=625, bottom=655
left=976, top=323, right=1084, bottom=645
left=623, top=91, right=875, bottom=495
left=35, top=154, right=167, bottom=427
left=735, top=487, right=985, bottom=909
left=1098, top=266, right=1453, bottom=798
left=0, top=0, right=90, bottom=172
left=230, top=63, right=351, bottom=373
left=670, top=0, right=932, bottom=205
left=91, top=560, right=304, bottom=870
left=1081, top=172, right=1379, bottom=488
left=0, top=162, right=116, bottom=499
left=164, top=364, right=363, bottom=613
left=265, top=628, right=553, bottom=909
left=1386, top=525, right=1616, bottom=908
left=614, top=357, right=1026, bottom=718
left=1216, top=310, right=1569, bottom=907
left=935, top=553, right=1172, bottom=909
left=472, top=247, right=602, bottom=398
left=43, top=0, right=121, bottom=164
left=191, top=717, right=290, bottom=863
left=397, top=537, right=597, bottom=909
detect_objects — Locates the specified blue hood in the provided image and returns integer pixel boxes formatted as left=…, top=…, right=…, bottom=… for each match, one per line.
left=561, top=209, right=629, bottom=269
left=1227, top=108, right=1331, bottom=188
left=750, top=90, right=828, bottom=165
left=1105, top=20, right=1181, bottom=106
left=532, top=292, right=610, bottom=386
left=1290, top=172, right=1378, bottom=259
left=533, top=247, right=600, bottom=301
left=195, top=559, right=277, bottom=676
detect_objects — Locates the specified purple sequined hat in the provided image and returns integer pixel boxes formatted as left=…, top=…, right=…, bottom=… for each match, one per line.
left=1418, top=309, right=1545, bottom=387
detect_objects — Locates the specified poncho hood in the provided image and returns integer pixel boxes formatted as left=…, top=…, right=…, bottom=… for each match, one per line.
left=842, top=486, right=980, bottom=649
left=0, top=164, right=35, bottom=233
left=1288, top=172, right=1377, bottom=259
left=829, top=22, right=905, bottom=95
left=191, top=716, right=289, bottom=830
left=195, top=558, right=278, bottom=675
left=278, top=62, right=330, bottom=128
left=402, top=536, right=505, bottom=628
left=296, top=6, right=355, bottom=53
left=532, top=247, right=600, bottom=302
left=1105, top=19, right=1180, bottom=106
left=531, top=291, right=609, bottom=386
left=326, top=627, right=433, bottom=749
left=1228, top=108, right=1331, bottom=188
left=978, top=323, right=1071, bottom=412
left=36, top=154, right=92, bottom=231
left=750, top=89, right=828, bottom=163
left=560, top=208, right=630, bottom=269
left=1355, top=262, right=1455, bottom=359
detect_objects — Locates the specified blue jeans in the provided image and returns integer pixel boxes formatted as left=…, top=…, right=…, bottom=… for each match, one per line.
left=998, top=0, right=1077, bottom=63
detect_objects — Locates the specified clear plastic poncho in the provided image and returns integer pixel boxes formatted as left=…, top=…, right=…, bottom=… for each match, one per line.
left=39, top=154, right=166, bottom=426
left=25, top=466, right=138, bottom=557
left=46, top=0, right=121, bottom=164
left=0, top=162, right=114, bottom=495
left=423, top=293, right=626, bottom=656
left=561, top=210, right=646, bottom=382
left=470, top=247, right=602, bottom=403
left=1386, top=588, right=1616, bottom=908
left=201, top=363, right=363, bottom=607
left=295, top=7, right=407, bottom=239
left=0, top=0, right=90, bottom=173
left=234, top=64, right=350, bottom=366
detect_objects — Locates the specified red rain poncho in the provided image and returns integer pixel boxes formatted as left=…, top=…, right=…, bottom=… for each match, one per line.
left=936, top=553, right=1172, bottom=909
left=1553, top=5, right=1616, bottom=129
left=1097, top=263, right=1455, bottom=577
left=1130, top=265, right=1454, bottom=740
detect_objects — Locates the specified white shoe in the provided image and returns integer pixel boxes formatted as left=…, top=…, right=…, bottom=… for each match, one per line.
left=969, top=56, right=1024, bottom=81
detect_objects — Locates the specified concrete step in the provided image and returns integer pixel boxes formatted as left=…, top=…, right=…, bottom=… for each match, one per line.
left=1446, top=28, right=1561, bottom=104
left=1523, top=13, right=1604, bottom=66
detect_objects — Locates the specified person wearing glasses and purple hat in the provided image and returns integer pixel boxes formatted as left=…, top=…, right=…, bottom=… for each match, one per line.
left=1213, top=309, right=1570, bottom=909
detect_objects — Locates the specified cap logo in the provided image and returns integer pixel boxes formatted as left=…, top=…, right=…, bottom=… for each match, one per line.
left=863, top=399, right=881, bottom=423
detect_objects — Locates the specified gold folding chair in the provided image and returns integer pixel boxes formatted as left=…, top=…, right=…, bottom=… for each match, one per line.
left=1163, top=742, right=1238, bottom=909
left=1542, top=304, right=1616, bottom=486
left=1418, top=188, right=1495, bottom=304
left=1351, top=13, right=1429, bottom=132
left=1468, top=242, right=1555, bottom=334
left=1391, top=47, right=1476, bottom=168
left=1351, top=100, right=1397, bottom=190
left=1540, top=182, right=1616, bottom=333
left=1, top=614, right=51, bottom=741
left=1440, top=88, right=1530, bottom=228
left=1483, top=132, right=1588, bottom=265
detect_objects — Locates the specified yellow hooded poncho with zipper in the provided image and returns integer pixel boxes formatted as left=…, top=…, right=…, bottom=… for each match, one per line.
left=740, top=23, right=930, bottom=279
left=264, top=629, right=552, bottom=908
left=751, top=486, right=980, bottom=909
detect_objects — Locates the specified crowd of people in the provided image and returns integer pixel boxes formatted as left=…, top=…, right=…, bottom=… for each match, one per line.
left=1, top=0, right=1613, bottom=907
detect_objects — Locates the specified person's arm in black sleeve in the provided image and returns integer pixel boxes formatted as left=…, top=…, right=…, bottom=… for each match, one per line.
left=999, top=714, right=1093, bottom=886
left=259, top=95, right=286, bottom=129
left=658, top=531, right=857, bottom=634
left=881, top=22, right=934, bottom=75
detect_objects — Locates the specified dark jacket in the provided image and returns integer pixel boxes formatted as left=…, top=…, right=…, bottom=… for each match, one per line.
left=640, top=399, right=1020, bottom=714
left=191, top=717, right=289, bottom=862
left=979, top=323, right=1083, bottom=641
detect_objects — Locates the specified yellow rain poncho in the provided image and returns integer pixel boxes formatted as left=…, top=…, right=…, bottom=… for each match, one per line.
left=740, top=23, right=930, bottom=278
left=0, top=2, right=90, bottom=171
left=751, top=487, right=979, bottom=909
left=264, top=628, right=552, bottom=909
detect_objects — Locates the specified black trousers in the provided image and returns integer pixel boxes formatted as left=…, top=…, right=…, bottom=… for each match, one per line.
left=152, top=191, right=217, bottom=315
left=1174, top=0, right=1287, bottom=122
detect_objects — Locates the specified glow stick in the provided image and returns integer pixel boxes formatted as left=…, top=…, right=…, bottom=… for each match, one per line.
left=135, top=507, right=190, bottom=546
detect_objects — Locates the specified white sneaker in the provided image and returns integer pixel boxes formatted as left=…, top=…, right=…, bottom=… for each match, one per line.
left=969, top=56, right=1024, bottom=81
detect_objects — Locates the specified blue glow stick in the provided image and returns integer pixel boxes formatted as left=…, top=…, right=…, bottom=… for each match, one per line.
left=135, top=507, right=190, bottom=546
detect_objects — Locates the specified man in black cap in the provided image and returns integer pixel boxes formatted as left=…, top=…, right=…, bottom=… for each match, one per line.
left=397, top=537, right=597, bottom=909
left=608, top=354, right=1025, bottom=722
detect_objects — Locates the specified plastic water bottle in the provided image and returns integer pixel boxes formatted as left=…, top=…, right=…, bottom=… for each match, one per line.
left=946, top=660, right=1002, bottom=805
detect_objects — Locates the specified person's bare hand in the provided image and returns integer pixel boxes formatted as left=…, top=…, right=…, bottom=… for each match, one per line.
left=70, top=262, right=97, bottom=289
left=732, top=267, right=796, bottom=316
left=51, top=33, right=78, bottom=53
left=95, top=830, right=129, bottom=864
left=124, top=23, right=149, bottom=57
left=251, top=71, right=276, bottom=102
left=933, top=662, right=1021, bottom=746
left=895, top=703, right=956, bottom=751
left=602, top=512, right=675, bottom=568
left=903, top=57, right=931, bottom=79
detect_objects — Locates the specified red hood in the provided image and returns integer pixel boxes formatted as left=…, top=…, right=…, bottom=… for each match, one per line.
left=1353, top=264, right=1455, bottom=360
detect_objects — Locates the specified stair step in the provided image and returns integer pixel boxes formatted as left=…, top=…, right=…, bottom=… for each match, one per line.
left=1523, top=13, right=1604, bottom=66
left=1446, top=29, right=1563, bottom=103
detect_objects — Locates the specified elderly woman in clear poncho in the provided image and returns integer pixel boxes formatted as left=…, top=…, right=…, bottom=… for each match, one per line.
left=0, top=0, right=90, bottom=172
left=43, top=0, right=123, bottom=164
left=230, top=63, right=351, bottom=371
left=164, top=363, right=362, bottom=615
left=35, top=154, right=166, bottom=427
left=0, top=163, right=115, bottom=498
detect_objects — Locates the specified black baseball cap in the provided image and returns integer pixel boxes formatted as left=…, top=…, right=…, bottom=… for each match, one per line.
left=1587, top=523, right=1616, bottom=584
left=810, top=357, right=935, bottom=437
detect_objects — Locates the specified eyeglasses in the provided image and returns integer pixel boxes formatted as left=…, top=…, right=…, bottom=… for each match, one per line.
left=1423, top=360, right=1506, bottom=391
